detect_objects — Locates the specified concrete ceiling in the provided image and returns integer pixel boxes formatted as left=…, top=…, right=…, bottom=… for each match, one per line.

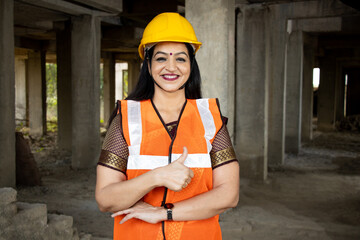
left=13, top=0, right=360, bottom=58
left=13, top=0, right=184, bottom=55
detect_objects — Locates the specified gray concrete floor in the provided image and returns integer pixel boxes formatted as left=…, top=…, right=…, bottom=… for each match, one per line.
left=17, top=130, right=360, bottom=239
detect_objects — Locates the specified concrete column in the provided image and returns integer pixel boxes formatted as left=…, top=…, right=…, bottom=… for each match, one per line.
left=127, top=59, right=140, bottom=95
left=301, top=38, right=315, bottom=142
left=103, top=52, right=116, bottom=122
left=334, top=63, right=345, bottom=120
left=235, top=4, right=268, bottom=180
left=317, top=56, right=336, bottom=131
left=0, top=0, right=15, bottom=187
left=115, top=63, right=127, bottom=100
left=267, top=5, right=288, bottom=165
left=56, top=21, right=72, bottom=151
left=15, top=57, right=27, bottom=124
left=27, top=51, right=46, bottom=137
left=285, top=29, right=303, bottom=154
left=71, top=15, right=101, bottom=168
left=185, top=0, right=236, bottom=139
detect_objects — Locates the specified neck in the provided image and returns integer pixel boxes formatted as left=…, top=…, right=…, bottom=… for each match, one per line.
left=152, top=87, right=186, bottom=113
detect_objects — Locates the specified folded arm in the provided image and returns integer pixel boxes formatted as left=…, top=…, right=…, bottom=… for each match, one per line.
left=111, top=161, right=239, bottom=223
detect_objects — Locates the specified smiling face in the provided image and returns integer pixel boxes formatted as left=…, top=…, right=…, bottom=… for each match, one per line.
left=149, top=42, right=191, bottom=95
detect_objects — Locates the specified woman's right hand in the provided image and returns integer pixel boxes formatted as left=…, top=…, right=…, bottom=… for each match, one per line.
left=154, top=147, right=194, bottom=192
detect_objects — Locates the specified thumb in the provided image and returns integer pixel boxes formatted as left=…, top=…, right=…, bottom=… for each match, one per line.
left=174, top=147, right=188, bottom=164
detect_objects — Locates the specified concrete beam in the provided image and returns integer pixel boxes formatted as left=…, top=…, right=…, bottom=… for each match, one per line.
left=0, top=0, right=16, bottom=187
left=288, top=17, right=342, bottom=33
left=71, top=15, right=101, bottom=168
left=71, top=0, right=122, bottom=13
left=16, top=0, right=107, bottom=16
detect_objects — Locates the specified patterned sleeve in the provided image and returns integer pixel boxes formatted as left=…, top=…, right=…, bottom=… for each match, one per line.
left=98, top=113, right=129, bottom=174
left=210, top=118, right=238, bottom=169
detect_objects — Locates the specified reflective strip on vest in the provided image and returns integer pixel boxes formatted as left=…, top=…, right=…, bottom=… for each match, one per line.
left=127, top=153, right=212, bottom=170
left=196, top=99, right=216, bottom=153
left=127, top=100, right=142, bottom=155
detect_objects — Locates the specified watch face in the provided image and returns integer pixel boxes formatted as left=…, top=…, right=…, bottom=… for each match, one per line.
left=164, top=203, right=174, bottom=209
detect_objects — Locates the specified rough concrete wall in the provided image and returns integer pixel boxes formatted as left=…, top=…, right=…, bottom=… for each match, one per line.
left=185, top=0, right=236, bottom=140
left=0, top=0, right=15, bottom=187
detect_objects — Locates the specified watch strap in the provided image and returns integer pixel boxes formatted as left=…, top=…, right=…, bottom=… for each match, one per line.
left=167, top=208, right=173, bottom=221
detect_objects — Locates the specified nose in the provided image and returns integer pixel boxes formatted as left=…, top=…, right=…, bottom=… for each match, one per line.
left=166, top=57, right=177, bottom=72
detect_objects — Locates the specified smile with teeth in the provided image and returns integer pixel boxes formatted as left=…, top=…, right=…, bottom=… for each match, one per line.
left=162, top=74, right=179, bottom=81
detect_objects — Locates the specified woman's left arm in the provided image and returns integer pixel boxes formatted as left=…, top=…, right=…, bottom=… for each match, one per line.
left=112, top=161, right=239, bottom=223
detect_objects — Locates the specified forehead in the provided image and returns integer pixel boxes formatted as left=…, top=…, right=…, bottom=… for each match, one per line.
left=153, top=42, right=188, bottom=54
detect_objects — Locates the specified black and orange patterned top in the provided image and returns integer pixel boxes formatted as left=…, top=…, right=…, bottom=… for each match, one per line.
left=98, top=113, right=237, bottom=174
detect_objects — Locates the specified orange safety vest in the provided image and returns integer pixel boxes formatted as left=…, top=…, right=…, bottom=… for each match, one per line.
left=114, top=98, right=223, bottom=240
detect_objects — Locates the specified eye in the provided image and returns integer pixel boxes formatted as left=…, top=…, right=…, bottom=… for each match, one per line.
left=176, top=57, right=187, bottom=63
left=155, top=57, right=166, bottom=62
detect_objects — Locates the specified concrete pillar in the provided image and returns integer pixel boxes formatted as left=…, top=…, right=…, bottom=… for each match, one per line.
left=0, top=0, right=15, bottom=187
left=267, top=5, right=287, bottom=165
left=103, top=52, right=116, bottom=122
left=71, top=15, right=101, bottom=168
left=15, top=57, right=27, bottom=124
left=56, top=21, right=72, bottom=151
left=115, top=62, right=127, bottom=100
left=185, top=0, right=236, bottom=140
left=317, top=56, right=336, bottom=131
left=334, top=63, right=345, bottom=120
left=235, top=4, right=268, bottom=180
left=127, top=59, right=140, bottom=95
left=285, top=29, right=303, bottom=154
left=27, top=51, right=46, bottom=137
left=301, top=37, right=315, bottom=142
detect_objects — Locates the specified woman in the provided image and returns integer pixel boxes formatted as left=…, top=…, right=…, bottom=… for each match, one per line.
left=96, top=12, right=239, bottom=240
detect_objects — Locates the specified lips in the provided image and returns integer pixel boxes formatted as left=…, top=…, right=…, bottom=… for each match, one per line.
left=162, top=74, right=179, bottom=81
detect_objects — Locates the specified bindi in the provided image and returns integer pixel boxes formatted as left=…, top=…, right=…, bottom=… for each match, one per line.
left=170, top=52, right=172, bottom=55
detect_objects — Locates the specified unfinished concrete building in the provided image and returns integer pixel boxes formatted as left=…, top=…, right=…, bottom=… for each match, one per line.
left=1, top=0, right=359, bottom=185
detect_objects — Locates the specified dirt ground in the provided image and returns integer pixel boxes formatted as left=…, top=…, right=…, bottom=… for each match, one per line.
left=16, top=130, right=360, bottom=240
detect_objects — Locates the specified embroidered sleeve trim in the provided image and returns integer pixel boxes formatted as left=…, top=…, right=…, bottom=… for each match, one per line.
left=211, top=147, right=237, bottom=169
left=98, top=149, right=127, bottom=173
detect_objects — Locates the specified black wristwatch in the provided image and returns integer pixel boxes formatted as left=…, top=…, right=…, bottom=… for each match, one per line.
left=164, top=203, right=174, bottom=221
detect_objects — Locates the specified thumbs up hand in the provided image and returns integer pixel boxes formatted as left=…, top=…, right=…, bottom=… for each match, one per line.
left=153, top=147, right=194, bottom=192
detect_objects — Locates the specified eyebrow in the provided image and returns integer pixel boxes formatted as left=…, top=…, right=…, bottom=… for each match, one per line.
left=154, top=51, right=189, bottom=58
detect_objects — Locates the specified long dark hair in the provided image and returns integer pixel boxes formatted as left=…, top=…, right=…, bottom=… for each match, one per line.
left=126, top=43, right=202, bottom=100
left=107, top=43, right=202, bottom=127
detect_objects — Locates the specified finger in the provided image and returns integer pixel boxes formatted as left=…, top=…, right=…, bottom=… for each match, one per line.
left=174, top=147, right=188, bottom=164
left=189, top=169, right=194, bottom=178
left=120, top=213, right=135, bottom=224
left=111, top=209, right=131, bottom=218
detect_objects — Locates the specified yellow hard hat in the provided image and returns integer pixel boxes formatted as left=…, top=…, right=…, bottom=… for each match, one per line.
left=138, top=12, right=202, bottom=60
